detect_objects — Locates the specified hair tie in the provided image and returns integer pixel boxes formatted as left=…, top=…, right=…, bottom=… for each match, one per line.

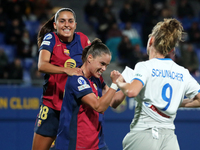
left=168, top=48, right=175, bottom=54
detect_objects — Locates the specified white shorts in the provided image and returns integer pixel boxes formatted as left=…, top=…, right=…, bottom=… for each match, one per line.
left=122, top=128, right=180, bottom=150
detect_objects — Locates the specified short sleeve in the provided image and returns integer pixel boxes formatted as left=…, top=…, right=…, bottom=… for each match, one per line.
left=184, top=70, right=200, bottom=99
left=132, top=62, right=149, bottom=86
left=68, top=76, right=93, bottom=99
left=39, top=32, right=56, bottom=53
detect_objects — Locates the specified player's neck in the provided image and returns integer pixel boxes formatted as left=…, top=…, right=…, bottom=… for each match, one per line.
left=149, top=49, right=164, bottom=59
left=81, top=64, right=91, bottom=79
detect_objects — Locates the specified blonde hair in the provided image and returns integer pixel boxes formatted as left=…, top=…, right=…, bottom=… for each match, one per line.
left=149, top=18, right=184, bottom=56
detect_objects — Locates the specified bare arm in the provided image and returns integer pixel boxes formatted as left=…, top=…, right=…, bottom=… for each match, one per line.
left=38, top=50, right=83, bottom=76
left=102, top=85, right=126, bottom=109
left=81, top=87, right=117, bottom=113
left=81, top=70, right=121, bottom=113
left=116, top=75, right=143, bottom=97
left=180, top=93, right=200, bottom=108
left=110, top=90, right=126, bottom=108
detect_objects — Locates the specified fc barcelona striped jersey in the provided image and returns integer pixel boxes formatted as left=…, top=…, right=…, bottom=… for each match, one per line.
left=56, top=75, right=107, bottom=150
left=38, top=32, right=90, bottom=111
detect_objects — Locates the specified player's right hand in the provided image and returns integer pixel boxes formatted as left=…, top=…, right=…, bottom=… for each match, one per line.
left=65, top=68, right=83, bottom=76
left=110, top=70, right=121, bottom=84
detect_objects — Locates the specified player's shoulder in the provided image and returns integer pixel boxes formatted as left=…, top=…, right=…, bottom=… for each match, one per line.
left=75, top=32, right=87, bottom=37
left=75, top=32, right=91, bottom=46
left=166, top=59, right=188, bottom=73
left=75, top=32, right=89, bottom=40
left=135, top=60, right=148, bottom=68
left=43, top=32, right=56, bottom=41
left=174, top=63, right=190, bottom=75
left=68, top=75, right=88, bottom=85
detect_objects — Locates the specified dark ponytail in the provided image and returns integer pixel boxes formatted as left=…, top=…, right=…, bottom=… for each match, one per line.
left=37, top=15, right=55, bottom=48
left=82, top=38, right=111, bottom=63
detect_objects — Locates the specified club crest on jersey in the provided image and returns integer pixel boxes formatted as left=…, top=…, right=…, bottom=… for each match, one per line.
left=64, top=49, right=70, bottom=56
left=64, top=59, right=76, bottom=68
left=37, top=119, right=42, bottom=127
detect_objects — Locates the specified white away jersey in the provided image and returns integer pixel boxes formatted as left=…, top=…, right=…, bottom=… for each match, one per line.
left=129, top=58, right=200, bottom=131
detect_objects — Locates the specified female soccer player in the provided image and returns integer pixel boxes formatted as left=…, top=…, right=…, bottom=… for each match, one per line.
left=116, top=18, right=200, bottom=150
left=32, top=8, right=90, bottom=150
left=56, top=38, right=125, bottom=150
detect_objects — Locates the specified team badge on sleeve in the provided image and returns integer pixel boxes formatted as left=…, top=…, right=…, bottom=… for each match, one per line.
left=78, top=77, right=86, bottom=85
left=77, top=77, right=90, bottom=91
left=78, top=84, right=90, bottom=91
left=44, top=33, right=52, bottom=40
left=41, top=41, right=50, bottom=46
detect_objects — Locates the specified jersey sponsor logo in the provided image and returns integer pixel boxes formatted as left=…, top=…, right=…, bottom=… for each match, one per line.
left=136, top=73, right=142, bottom=77
left=41, top=41, right=50, bottom=46
left=44, top=33, right=52, bottom=40
left=64, top=49, right=70, bottom=56
left=78, top=84, right=90, bottom=91
left=77, top=77, right=87, bottom=85
left=64, top=59, right=76, bottom=68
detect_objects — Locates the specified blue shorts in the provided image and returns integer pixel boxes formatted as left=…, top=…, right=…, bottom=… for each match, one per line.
left=34, top=104, right=60, bottom=137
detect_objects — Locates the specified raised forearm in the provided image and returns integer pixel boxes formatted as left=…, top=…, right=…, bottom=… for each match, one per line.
left=110, top=90, right=126, bottom=108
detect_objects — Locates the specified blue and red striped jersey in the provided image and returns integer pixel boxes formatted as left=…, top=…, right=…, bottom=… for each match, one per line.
left=56, top=75, right=107, bottom=150
left=39, top=32, right=90, bottom=111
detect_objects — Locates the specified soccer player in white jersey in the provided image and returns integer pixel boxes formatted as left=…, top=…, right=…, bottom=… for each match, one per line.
left=115, top=18, right=200, bottom=150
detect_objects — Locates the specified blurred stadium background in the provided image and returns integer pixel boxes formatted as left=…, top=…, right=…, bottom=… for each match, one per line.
left=0, top=0, right=200, bottom=149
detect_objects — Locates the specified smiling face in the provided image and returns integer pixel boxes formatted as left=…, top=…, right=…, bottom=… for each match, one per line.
left=88, top=53, right=111, bottom=78
left=53, top=10, right=77, bottom=42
